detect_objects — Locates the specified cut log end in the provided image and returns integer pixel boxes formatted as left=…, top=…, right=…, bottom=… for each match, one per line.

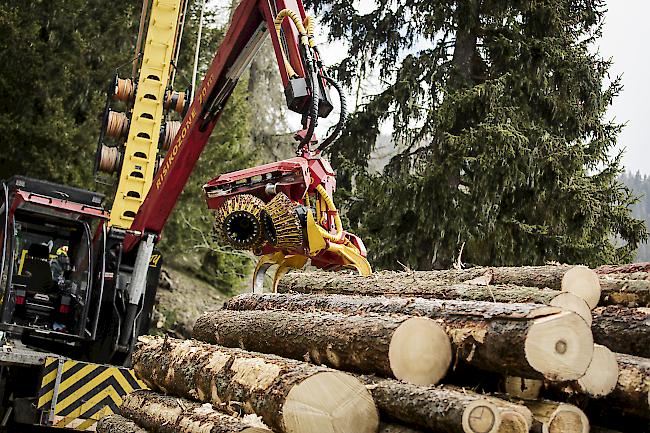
left=549, top=293, right=592, bottom=326
left=524, top=312, right=594, bottom=381
left=282, top=371, right=378, bottom=433
left=546, top=404, right=589, bottom=433
left=498, top=410, right=530, bottom=433
left=561, top=265, right=601, bottom=309
left=576, top=344, right=618, bottom=397
left=503, top=376, right=542, bottom=400
left=462, top=400, right=500, bottom=433
left=388, top=317, right=451, bottom=385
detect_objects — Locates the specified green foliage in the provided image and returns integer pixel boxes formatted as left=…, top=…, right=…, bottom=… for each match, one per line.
left=0, top=0, right=139, bottom=186
left=0, top=0, right=265, bottom=290
left=312, top=0, right=647, bottom=268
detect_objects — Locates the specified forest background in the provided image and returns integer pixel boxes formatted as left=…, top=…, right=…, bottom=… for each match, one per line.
left=1, top=0, right=648, bottom=301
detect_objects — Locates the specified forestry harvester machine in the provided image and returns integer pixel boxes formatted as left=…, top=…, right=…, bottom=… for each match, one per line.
left=0, top=0, right=369, bottom=430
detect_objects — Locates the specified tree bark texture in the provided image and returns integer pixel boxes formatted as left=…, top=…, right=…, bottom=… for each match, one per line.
left=361, top=377, right=526, bottom=433
left=278, top=272, right=563, bottom=304
left=119, top=390, right=270, bottom=433
left=592, top=306, right=650, bottom=358
left=596, top=263, right=650, bottom=275
left=224, top=293, right=591, bottom=381
left=599, top=279, right=650, bottom=307
left=132, top=337, right=379, bottom=433
left=97, top=414, right=150, bottom=433
left=193, top=309, right=450, bottom=384
left=594, top=353, right=650, bottom=419
left=280, top=267, right=576, bottom=290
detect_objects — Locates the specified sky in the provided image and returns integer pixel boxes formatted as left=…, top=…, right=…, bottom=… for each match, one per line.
left=599, top=0, right=650, bottom=175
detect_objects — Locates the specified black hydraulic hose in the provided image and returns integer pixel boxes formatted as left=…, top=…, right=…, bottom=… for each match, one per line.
left=318, top=74, right=347, bottom=152
left=298, top=51, right=319, bottom=152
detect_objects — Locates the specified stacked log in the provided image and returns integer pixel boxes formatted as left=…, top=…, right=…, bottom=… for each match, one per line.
left=591, top=306, right=650, bottom=358
left=278, top=265, right=601, bottom=309
left=101, top=390, right=272, bottom=433
left=224, top=293, right=594, bottom=381
left=193, top=309, right=452, bottom=385
left=121, top=263, right=649, bottom=433
left=132, top=337, right=379, bottom=433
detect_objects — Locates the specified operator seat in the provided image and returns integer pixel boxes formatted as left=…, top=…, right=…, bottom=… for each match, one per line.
left=21, top=244, right=54, bottom=293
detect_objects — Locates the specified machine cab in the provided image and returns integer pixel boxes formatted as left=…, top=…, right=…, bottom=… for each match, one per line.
left=0, top=176, right=108, bottom=349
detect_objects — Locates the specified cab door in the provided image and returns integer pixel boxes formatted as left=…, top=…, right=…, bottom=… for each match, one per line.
left=0, top=182, right=9, bottom=292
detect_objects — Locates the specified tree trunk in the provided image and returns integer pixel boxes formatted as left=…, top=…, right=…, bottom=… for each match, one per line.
left=97, top=414, right=150, bottom=433
left=279, top=273, right=593, bottom=324
left=523, top=401, right=589, bottom=433
left=280, top=265, right=600, bottom=308
left=224, top=294, right=593, bottom=381
left=599, top=278, right=650, bottom=307
left=592, top=306, right=650, bottom=357
left=193, top=309, right=451, bottom=385
left=119, top=390, right=271, bottom=433
left=361, top=377, right=529, bottom=433
left=593, top=353, right=650, bottom=419
left=132, top=337, right=379, bottom=433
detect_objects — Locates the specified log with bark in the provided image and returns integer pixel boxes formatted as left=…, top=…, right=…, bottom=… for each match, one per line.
left=118, top=390, right=271, bottom=433
left=132, top=337, right=379, bottom=433
left=592, top=353, right=650, bottom=419
left=600, top=272, right=650, bottom=281
left=281, top=266, right=601, bottom=309
left=360, top=377, right=530, bottom=433
left=550, top=344, right=619, bottom=398
left=278, top=272, right=593, bottom=324
left=507, top=345, right=618, bottom=401
left=224, top=293, right=594, bottom=381
left=193, top=309, right=451, bottom=385
left=592, top=306, right=650, bottom=358
left=596, top=262, right=650, bottom=275
left=523, top=401, right=589, bottom=433
left=599, top=278, right=650, bottom=307
left=97, top=414, right=150, bottom=433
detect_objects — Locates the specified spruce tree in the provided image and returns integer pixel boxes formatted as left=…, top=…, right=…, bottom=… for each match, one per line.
left=311, top=0, right=647, bottom=268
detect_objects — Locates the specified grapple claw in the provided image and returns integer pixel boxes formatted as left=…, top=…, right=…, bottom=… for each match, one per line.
left=252, top=252, right=308, bottom=293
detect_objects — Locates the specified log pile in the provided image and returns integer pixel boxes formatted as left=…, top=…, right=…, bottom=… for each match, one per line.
left=113, top=264, right=649, bottom=433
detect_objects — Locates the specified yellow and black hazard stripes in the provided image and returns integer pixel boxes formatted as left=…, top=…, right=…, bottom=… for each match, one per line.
left=36, top=357, right=147, bottom=431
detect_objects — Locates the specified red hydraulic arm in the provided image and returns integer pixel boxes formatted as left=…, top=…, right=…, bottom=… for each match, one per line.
left=123, top=0, right=317, bottom=252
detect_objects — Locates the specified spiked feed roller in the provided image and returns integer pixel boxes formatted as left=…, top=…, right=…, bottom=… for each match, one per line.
left=213, top=194, right=266, bottom=250
left=262, top=193, right=304, bottom=250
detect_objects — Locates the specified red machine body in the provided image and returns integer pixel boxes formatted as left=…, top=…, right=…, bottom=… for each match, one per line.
left=123, top=0, right=316, bottom=252
left=122, top=0, right=371, bottom=289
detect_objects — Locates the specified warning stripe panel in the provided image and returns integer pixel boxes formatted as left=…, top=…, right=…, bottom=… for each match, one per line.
left=37, top=358, right=148, bottom=431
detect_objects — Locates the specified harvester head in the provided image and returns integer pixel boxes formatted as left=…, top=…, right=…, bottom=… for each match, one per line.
left=203, top=152, right=371, bottom=292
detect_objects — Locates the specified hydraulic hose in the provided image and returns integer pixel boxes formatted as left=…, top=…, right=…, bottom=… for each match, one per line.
left=274, top=9, right=309, bottom=79
left=298, top=54, right=319, bottom=151
left=315, top=184, right=345, bottom=243
left=318, top=74, right=347, bottom=152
